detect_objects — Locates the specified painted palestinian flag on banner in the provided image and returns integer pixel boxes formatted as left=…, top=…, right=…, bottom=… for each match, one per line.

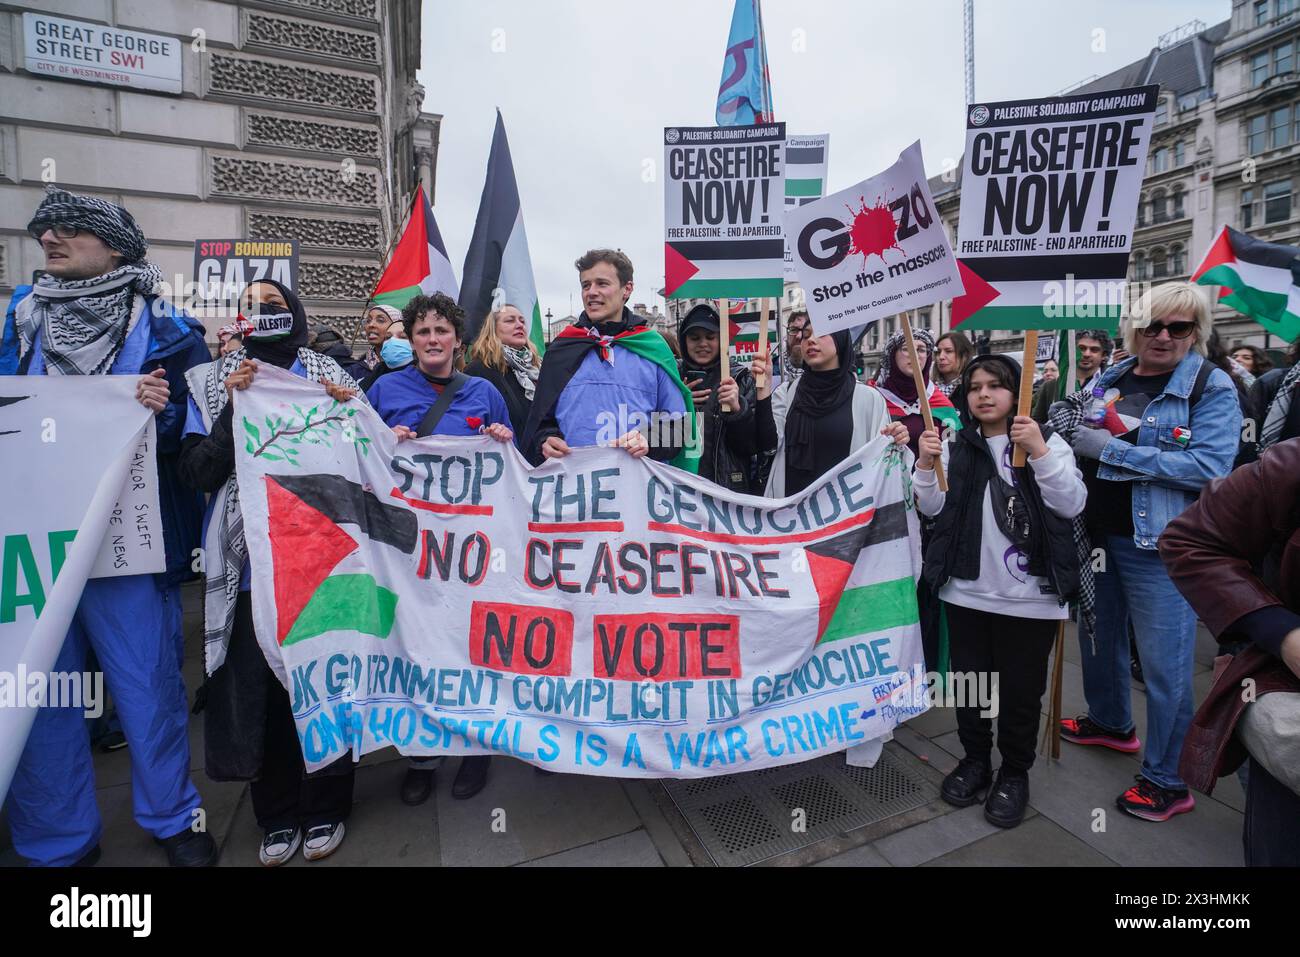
left=1193, top=226, right=1300, bottom=342
left=263, top=472, right=417, bottom=645
left=459, top=110, right=546, bottom=353
left=371, top=185, right=459, bottom=310
left=803, top=499, right=917, bottom=648
left=664, top=122, right=786, bottom=300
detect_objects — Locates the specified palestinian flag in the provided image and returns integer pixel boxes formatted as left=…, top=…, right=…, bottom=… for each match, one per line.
left=523, top=322, right=701, bottom=473
left=665, top=240, right=784, bottom=301
left=1193, top=226, right=1300, bottom=343
left=803, top=500, right=917, bottom=646
left=371, top=185, right=459, bottom=311
left=264, top=473, right=417, bottom=646
left=722, top=307, right=778, bottom=361
left=951, top=259, right=1124, bottom=331
left=459, top=110, right=546, bottom=353
left=784, top=134, right=829, bottom=209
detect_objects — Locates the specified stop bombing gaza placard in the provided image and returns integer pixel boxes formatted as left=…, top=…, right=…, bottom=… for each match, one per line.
left=785, top=140, right=962, bottom=337
left=953, top=85, right=1158, bottom=330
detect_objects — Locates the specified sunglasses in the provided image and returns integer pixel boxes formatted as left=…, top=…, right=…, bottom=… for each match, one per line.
left=34, top=225, right=81, bottom=240
left=1138, top=320, right=1196, bottom=340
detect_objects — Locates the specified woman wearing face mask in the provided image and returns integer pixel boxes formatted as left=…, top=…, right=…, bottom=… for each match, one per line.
left=367, top=292, right=514, bottom=808
left=178, top=280, right=364, bottom=867
left=348, top=304, right=401, bottom=381
left=870, top=328, right=962, bottom=456
left=677, top=303, right=757, bottom=492
left=360, top=318, right=413, bottom=392
left=464, top=304, right=541, bottom=441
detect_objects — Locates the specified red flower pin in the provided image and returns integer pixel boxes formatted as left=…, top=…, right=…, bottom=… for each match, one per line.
left=466, top=416, right=483, bottom=430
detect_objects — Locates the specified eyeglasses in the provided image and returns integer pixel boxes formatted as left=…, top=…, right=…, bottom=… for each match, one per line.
left=1138, top=320, right=1196, bottom=340
left=789, top=326, right=812, bottom=340
left=36, top=225, right=81, bottom=240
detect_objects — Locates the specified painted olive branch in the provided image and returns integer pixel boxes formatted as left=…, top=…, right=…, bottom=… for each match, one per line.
left=252, top=412, right=351, bottom=457
left=241, top=400, right=370, bottom=466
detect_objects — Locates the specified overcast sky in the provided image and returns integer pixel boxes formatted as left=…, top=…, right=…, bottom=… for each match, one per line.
left=419, top=0, right=1230, bottom=320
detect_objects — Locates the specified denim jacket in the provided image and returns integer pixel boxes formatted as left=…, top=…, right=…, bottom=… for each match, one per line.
left=1093, top=351, right=1241, bottom=550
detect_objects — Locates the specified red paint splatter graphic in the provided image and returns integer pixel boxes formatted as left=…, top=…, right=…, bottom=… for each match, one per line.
left=846, top=196, right=903, bottom=268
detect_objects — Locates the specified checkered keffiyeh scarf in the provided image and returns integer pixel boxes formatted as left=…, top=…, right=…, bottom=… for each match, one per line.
left=185, top=349, right=366, bottom=675
left=217, top=317, right=253, bottom=345
left=1048, top=387, right=1098, bottom=652
left=15, top=261, right=162, bottom=375
left=1259, top=362, right=1300, bottom=454
left=27, top=185, right=148, bottom=263
left=503, top=344, right=540, bottom=401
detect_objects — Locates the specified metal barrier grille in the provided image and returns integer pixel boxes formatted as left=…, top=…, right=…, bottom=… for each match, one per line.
left=661, top=747, right=937, bottom=867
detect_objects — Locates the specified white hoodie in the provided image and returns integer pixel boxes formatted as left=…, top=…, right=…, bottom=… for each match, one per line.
left=913, top=431, right=1086, bottom=620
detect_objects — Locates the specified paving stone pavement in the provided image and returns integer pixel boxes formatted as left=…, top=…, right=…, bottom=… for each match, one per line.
left=0, top=585, right=1245, bottom=867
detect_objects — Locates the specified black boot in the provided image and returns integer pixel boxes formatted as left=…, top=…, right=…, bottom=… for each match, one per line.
left=155, top=829, right=218, bottom=867
left=940, top=756, right=992, bottom=807
left=400, top=767, right=436, bottom=806
left=984, top=768, right=1030, bottom=828
left=452, top=755, right=490, bottom=799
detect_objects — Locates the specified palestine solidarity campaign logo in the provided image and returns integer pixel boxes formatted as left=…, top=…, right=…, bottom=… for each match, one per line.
left=263, top=473, right=418, bottom=646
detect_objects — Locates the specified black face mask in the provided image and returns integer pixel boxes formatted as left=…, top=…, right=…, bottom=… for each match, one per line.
left=241, top=300, right=306, bottom=368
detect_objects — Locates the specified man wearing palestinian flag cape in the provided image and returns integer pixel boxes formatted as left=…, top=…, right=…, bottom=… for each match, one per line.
left=523, top=249, right=699, bottom=472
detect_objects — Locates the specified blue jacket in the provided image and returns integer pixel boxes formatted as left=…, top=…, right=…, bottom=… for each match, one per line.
left=3, top=289, right=212, bottom=585
left=1092, top=351, right=1242, bottom=550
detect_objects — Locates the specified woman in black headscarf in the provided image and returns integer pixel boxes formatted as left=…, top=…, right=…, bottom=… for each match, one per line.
left=178, top=279, right=363, bottom=867
left=751, top=325, right=904, bottom=496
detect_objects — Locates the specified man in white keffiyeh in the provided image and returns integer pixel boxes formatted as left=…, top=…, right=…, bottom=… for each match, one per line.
left=4, top=186, right=218, bottom=868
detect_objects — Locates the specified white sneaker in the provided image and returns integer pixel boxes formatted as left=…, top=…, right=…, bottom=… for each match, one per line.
left=259, top=827, right=301, bottom=867
left=302, top=822, right=345, bottom=862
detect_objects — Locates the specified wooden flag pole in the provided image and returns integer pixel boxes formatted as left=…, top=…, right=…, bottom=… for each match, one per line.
left=1011, top=329, right=1040, bottom=467
left=1040, top=619, right=1066, bottom=759
left=716, top=298, right=732, bottom=412
left=717, top=298, right=730, bottom=360
left=758, top=298, right=772, bottom=394
left=899, top=313, right=947, bottom=492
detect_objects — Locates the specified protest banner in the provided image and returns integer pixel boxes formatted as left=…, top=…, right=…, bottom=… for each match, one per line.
left=784, top=133, right=830, bottom=278
left=664, top=123, right=786, bottom=301
left=785, top=140, right=962, bottom=339
left=952, top=85, right=1157, bottom=331
left=192, top=239, right=299, bottom=313
left=235, top=367, right=928, bottom=777
left=952, top=86, right=1156, bottom=464
left=0, top=377, right=158, bottom=798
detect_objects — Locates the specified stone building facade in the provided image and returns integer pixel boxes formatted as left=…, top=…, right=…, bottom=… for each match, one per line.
left=0, top=0, right=439, bottom=346
left=1209, top=0, right=1300, bottom=350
